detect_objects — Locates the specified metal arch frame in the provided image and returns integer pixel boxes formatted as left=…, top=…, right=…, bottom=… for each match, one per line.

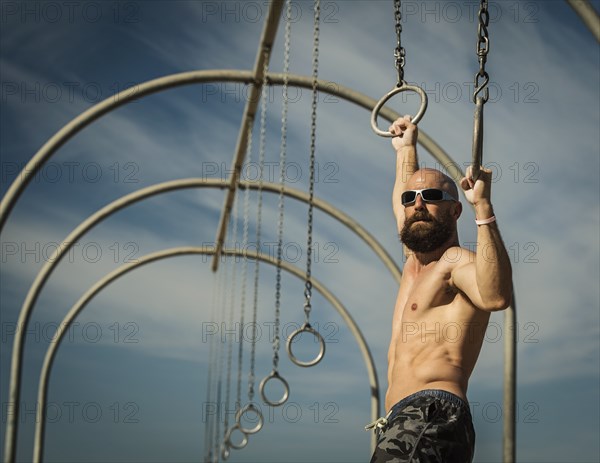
left=8, top=3, right=569, bottom=456
left=0, top=70, right=518, bottom=462
left=0, top=71, right=460, bottom=234
left=32, top=246, right=379, bottom=462
left=3, top=0, right=598, bottom=232
left=4, top=178, right=400, bottom=463
left=5, top=0, right=599, bottom=458
left=2, top=67, right=454, bottom=463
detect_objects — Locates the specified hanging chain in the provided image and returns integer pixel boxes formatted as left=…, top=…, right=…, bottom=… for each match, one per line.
left=473, top=0, right=490, bottom=103
left=214, top=379, right=222, bottom=462
left=213, top=243, right=229, bottom=461
left=247, top=48, right=270, bottom=402
left=273, top=0, right=293, bottom=373
left=223, top=199, right=239, bottom=438
left=203, top=272, right=220, bottom=463
left=303, top=0, right=320, bottom=323
left=394, top=0, right=405, bottom=86
left=371, top=0, right=428, bottom=134
left=236, top=117, right=254, bottom=410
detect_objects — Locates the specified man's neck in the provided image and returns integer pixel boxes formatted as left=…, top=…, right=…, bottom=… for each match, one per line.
left=406, top=237, right=460, bottom=271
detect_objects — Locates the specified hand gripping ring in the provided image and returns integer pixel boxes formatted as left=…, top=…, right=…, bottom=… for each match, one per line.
left=371, top=84, right=428, bottom=137
left=259, top=370, right=290, bottom=407
left=235, top=403, right=264, bottom=434
left=286, top=322, right=326, bottom=367
left=224, top=423, right=249, bottom=450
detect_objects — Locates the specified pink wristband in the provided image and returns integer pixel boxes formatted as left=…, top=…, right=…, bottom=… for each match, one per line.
left=475, top=215, right=496, bottom=225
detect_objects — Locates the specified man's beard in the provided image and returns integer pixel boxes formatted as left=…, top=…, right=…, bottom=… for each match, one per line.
left=400, top=210, right=454, bottom=253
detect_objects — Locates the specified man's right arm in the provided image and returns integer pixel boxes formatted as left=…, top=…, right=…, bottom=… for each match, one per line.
left=390, top=116, right=419, bottom=234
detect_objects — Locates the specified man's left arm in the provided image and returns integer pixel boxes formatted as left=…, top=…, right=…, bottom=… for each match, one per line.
left=451, top=167, right=513, bottom=311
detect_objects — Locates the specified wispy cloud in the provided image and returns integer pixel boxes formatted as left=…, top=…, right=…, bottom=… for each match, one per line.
left=1, top=1, right=599, bottom=461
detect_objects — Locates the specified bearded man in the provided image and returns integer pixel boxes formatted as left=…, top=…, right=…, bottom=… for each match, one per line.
left=367, top=116, right=513, bottom=463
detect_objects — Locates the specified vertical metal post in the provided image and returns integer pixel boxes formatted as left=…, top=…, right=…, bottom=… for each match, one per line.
left=471, top=97, right=484, bottom=181
left=211, top=0, right=284, bottom=272
left=503, top=294, right=517, bottom=463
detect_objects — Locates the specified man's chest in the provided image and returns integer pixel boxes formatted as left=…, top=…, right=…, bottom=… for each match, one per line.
left=404, top=263, right=454, bottom=306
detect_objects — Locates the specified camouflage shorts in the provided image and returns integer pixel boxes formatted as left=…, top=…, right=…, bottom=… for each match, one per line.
left=368, top=389, right=475, bottom=463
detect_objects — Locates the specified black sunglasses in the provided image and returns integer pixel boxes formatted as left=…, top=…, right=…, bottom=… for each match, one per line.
left=401, top=188, right=457, bottom=206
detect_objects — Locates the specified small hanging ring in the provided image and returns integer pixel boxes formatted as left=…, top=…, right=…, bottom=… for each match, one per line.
left=371, top=83, right=428, bottom=137
left=235, top=403, right=264, bottom=434
left=224, top=423, right=249, bottom=450
left=286, top=322, right=326, bottom=367
left=259, top=370, right=290, bottom=406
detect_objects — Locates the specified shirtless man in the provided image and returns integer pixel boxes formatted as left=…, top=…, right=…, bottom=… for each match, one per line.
left=367, top=116, right=513, bottom=463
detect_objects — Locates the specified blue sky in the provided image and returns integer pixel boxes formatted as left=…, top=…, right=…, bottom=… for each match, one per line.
left=1, top=1, right=599, bottom=462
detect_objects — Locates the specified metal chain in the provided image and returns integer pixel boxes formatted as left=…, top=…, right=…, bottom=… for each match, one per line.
left=304, top=0, right=320, bottom=323
left=473, top=0, right=490, bottom=102
left=236, top=117, right=253, bottom=409
left=213, top=248, right=228, bottom=462
left=203, top=272, right=220, bottom=463
left=214, top=378, right=222, bottom=462
left=273, top=0, right=293, bottom=373
left=223, top=199, right=239, bottom=438
left=248, top=47, right=270, bottom=402
left=394, top=0, right=406, bottom=86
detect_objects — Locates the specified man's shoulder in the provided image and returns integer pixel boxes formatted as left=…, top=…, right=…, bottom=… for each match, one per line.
left=403, top=246, right=475, bottom=274
left=438, top=246, right=476, bottom=268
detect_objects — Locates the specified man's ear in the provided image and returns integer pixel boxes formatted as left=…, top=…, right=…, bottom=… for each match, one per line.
left=453, top=201, right=463, bottom=220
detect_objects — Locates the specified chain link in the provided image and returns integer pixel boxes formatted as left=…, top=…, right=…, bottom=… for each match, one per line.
left=203, top=272, right=219, bottom=463
left=473, top=0, right=490, bottom=102
left=273, top=0, right=293, bottom=373
left=213, top=242, right=228, bottom=462
left=303, top=0, right=320, bottom=322
left=394, top=0, right=406, bottom=86
left=235, top=117, right=254, bottom=410
left=223, top=198, right=239, bottom=437
left=247, top=47, right=270, bottom=403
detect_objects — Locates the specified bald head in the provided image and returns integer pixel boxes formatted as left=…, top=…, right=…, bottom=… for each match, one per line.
left=407, top=168, right=459, bottom=200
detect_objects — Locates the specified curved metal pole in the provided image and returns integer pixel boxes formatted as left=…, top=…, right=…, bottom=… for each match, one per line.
left=566, top=0, right=600, bottom=42
left=266, top=73, right=464, bottom=183
left=0, top=68, right=460, bottom=461
left=33, top=247, right=380, bottom=462
left=4, top=178, right=399, bottom=463
left=1, top=69, right=524, bottom=462
left=0, top=70, right=460, bottom=234
left=212, top=73, right=459, bottom=271
left=503, top=294, right=517, bottom=463
left=239, top=182, right=402, bottom=283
